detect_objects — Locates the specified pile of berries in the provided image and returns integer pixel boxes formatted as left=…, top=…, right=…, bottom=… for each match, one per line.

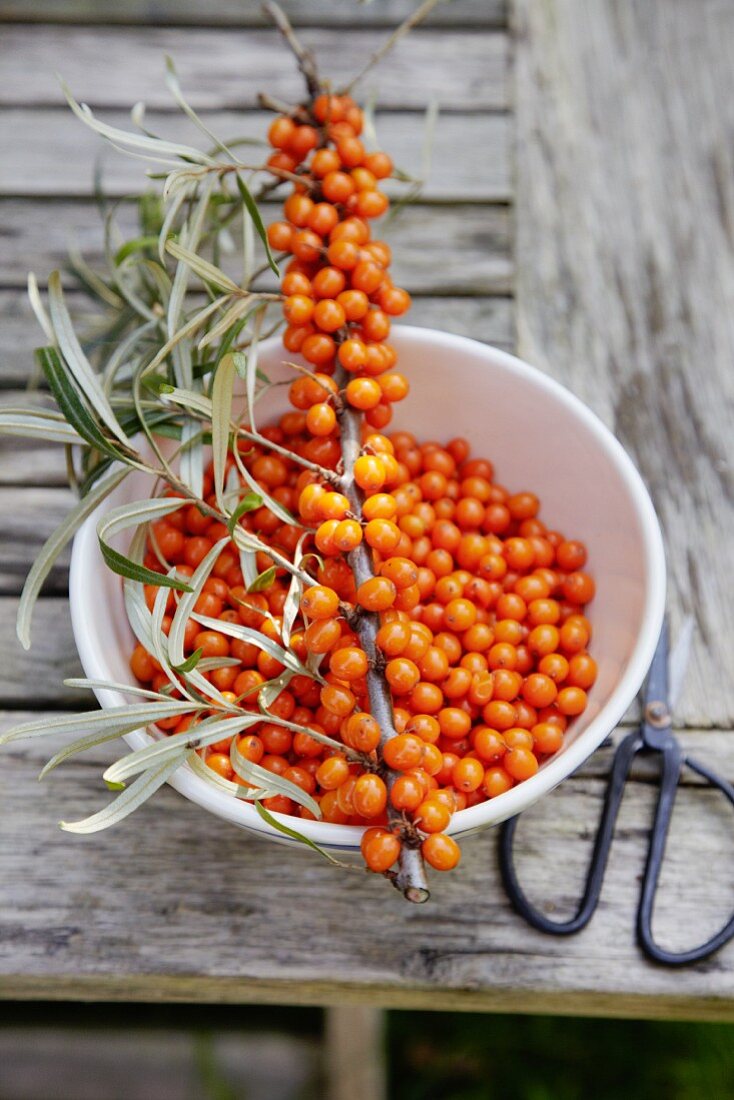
left=132, top=424, right=596, bottom=877
left=128, top=89, right=597, bottom=886
left=265, top=93, right=411, bottom=430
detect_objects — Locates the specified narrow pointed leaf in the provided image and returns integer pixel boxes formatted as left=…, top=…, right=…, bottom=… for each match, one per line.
left=253, top=803, right=357, bottom=868
left=247, top=566, right=276, bottom=593
left=230, top=737, right=321, bottom=817
left=38, top=346, right=124, bottom=458
left=211, top=352, right=236, bottom=513
left=60, top=750, right=189, bottom=834
left=235, top=173, right=279, bottom=276
left=166, top=240, right=241, bottom=294
left=226, top=491, right=263, bottom=534
left=17, top=465, right=129, bottom=649
left=97, top=496, right=192, bottom=591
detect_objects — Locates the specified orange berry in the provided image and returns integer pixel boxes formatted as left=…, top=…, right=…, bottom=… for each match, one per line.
left=352, top=773, right=388, bottom=818
left=422, top=833, right=461, bottom=871
left=361, top=827, right=401, bottom=872
left=333, top=518, right=363, bottom=552
left=346, top=377, right=382, bottom=410
left=300, top=584, right=339, bottom=621
left=382, top=732, right=424, bottom=771
left=354, top=454, right=386, bottom=492
left=364, top=519, right=402, bottom=553
left=356, top=575, right=397, bottom=612
left=415, top=798, right=451, bottom=834
left=385, top=657, right=421, bottom=695
left=305, top=402, right=336, bottom=436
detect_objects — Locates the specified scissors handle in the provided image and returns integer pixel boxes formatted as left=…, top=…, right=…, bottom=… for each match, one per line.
left=638, top=750, right=734, bottom=965
left=498, top=731, right=643, bottom=935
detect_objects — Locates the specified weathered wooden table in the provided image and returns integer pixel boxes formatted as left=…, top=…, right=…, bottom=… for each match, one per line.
left=1, top=0, right=733, bottom=1030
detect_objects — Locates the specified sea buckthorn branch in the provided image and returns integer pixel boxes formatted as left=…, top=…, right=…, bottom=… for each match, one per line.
left=335, top=365, right=430, bottom=903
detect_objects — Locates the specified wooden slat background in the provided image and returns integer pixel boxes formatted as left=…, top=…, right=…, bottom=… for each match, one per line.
left=1, top=0, right=733, bottom=1018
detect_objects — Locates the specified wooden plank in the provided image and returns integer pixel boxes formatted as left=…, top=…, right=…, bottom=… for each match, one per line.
left=0, top=200, right=513, bottom=295
left=0, top=26, right=507, bottom=111
left=0, top=294, right=514, bottom=390
left=1, top=719, right=733, bottom=1018
left=0, top=0, right=507, bottom=28
left=514, top=0, right=734, bottom=730
left=0, top=601, right=86, bottom=706
left=0, top=108, right=510, bottom=203
left=0, top=487, right=74, bottom=595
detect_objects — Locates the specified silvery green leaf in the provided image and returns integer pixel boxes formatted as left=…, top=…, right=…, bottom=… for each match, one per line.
left=233, top=444, right=295, bottom=527
left=61, top=80, right=217, bottom=165
left=0, top=699, right=197, bottom=746
left=189, top=750, right=238, bottom=793
left=257, top=670, right=294, bottom=711
left=226, top=491, right=263, bottom=535
left=165, top=240, right=241, bottom=295
left=164, top=55, right=236, bottom=162
left=0, top=411, right=84, bottom=445
left=161, top=386, right=213, bottom=419
left=97, top=495, right=192, bottom=591
left=63, top=677, right=172, bottom=701
left=244, top=305, right=265, bottom=432
left=158, top=184, right=188, bottom=261
left=68, top=243, right=124, bottom=309
left=281, top=533, right=308, bottom=647
left=189, top=611, right=307, bottom=676
left=47, top=270, right=132, bottom=447
left=16, top=465, right=129, bottom=650
left=103, top=712, right=259, bottom=784
left=27, top=273, right=55, bottom=342
left=234, top=173, right=279, bottom=277
left=198, top=298, right=253, bottom=351
left=60, top=749, right=189, bottom=834
left=211, top=352, right=236, bottom=513
left=123, top=527, right=160, bottom=652
left=179, top=415, right=204, bottom=499
left=230, top=737, right=321, bottom=817
left=168, top=178, right=215, bottom=390
left=248, top=566, right=276, bottom=593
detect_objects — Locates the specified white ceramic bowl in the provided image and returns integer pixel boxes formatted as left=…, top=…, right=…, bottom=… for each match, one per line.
left=70, top=327, right=666, bottom=851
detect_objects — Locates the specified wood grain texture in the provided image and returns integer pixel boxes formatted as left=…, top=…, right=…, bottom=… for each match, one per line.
left=0, top=0, right=507, bottom=28
left=0, top=200, right=513, bottom=294
left=0, top=487, right=74, bottom=595
left=514, top=0, right=734, bottom=729
left=0, top=26, right=507, bottom=110
left=325, top=1006, right=385, bottom=1100
left=0, top=108, right=510, bottom=202
left=1, top=719, right=733, bottom=1018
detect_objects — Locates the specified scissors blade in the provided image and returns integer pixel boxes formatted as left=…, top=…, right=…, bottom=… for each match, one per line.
left=668, top=615, right=695, bottom=712
left=643, top=618, right=670, bottom=710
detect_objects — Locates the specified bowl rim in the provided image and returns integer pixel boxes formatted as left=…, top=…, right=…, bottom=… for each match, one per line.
left=69, top=326, right=666, bottom=848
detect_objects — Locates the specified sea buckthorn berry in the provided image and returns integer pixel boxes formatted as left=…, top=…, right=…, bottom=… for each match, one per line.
left=415, top=798, right=451, bottom=834
left=362, top=493, right=397, bottom=521
left=522, top=673, right=558, bottom=709
left=343, top=712, right=381, bottom=752
left=313, top=298, right=346, bottom=333
left=305, top=402, right=337, bottom=437
left=308, top=202, right=340, bottom=237
left=354, top=454, right=386, bottom=492
left=356, top=576, right=397, bottom=612
left=390, top=774, right=425, bottom=813
left=284, top=191, right=314, bottom=225
left=289, top=124, right=318, bottom=159
left=268, top=116, right=296, bottom=149
left=206, top=752, right=234, bottom=781
left=378, top=286, right=411, bottom=316
left=363, top=151, right=393, bottom=179
left=556, top=540, right=588, bottom=572
left=353, top=773, right=388, bottom=818
left=361, top=827, right=401, bottom=873
left=505, top=747, right=539, bottom=781
left=385, top=657, right=421, bottom=695
left=346, top=377, right=382, bottom=410
left=302, top=332, right=336, bottom=365
left=382, top=733, right=425, bottom=771
left=473, top=726, right=507, bottom=762
left=300, top=584, right=339, bottom=621
left=562, top=571, right=596, bottom=604
left=560, top=617, right=591, bottom=654
left=364, top=519, right=402, bottom=553
left=556, top=686, right=588, bottom=716
left=267, top=220, right=293, bottom=251
left=532, top=722, right=564, bottom=755
left=316, top=755, right=350, bottom=791
left=376, top=619, right=412, bottom=657
left=337, top=288, right=369, bottom=321
left=567, top=653, right=597, bottom=689
left=538, top=652, right=570, bottom=683
left=338, top=337, right=367, bottom=371
left=351, top=260, right=385, bottom=295
left=304, top=617, right=342, bottom=654
left=452, top=757, right=485, bottom=793
left=483, top=766, right=513, bottom=798
left=322, top=171, right=356, bottom=204
left=311, top=147, right=341, bottom=177
left=333, top=519, right=363, bottom=552
left=312, top=265, right=346, bottom=299
left=527, top=624, right=560, bottom=657
left=422, top=833, right=461, bottom=871
left=329, top=645, right=369, bottom=681
left=380, top=557, right=418, bottom=590
left=377, top=372, right=409, bottom=403
left=317, top=492, right=351, bottom=520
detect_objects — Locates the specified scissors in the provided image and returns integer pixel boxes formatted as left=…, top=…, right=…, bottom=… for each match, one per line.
left=499, top=617, right=734, bottom=965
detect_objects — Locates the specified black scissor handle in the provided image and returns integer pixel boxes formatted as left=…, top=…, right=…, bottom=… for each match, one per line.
left=637, top=750, right=734, bottom=966
left=499, top=731, right=643, bottom=935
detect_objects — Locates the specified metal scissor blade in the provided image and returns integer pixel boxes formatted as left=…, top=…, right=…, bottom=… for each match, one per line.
left=643, top=618, right=670, bottom=711
left=668, top=615, right=695, bottom=712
